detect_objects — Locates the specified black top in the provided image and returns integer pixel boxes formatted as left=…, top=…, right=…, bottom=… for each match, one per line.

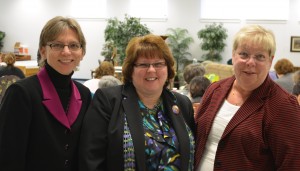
left=79, top=84, right=195, bottom=171
left=0, top=63, right=92, bottom=171
left=45, top=63, right=72, bottom=111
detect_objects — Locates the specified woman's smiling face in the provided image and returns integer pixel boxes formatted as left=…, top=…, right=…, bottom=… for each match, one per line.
left=132, top=56, right=168, bottom=97
left=232, top=43, right=273, bottom=91
left=40, top=28, right=84, bottom=75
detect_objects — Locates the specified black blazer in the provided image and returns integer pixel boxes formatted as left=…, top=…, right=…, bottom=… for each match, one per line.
left=79, top=83, right=195, bottom=171
left=0, top=75, right=91, bottom=171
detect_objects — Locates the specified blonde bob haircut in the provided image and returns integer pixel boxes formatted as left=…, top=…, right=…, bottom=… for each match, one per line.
left=233, top=25, right=276, bottom=58
left=122, top=34, right=175, bottom=86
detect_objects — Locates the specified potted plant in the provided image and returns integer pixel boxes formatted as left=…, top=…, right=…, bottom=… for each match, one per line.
left=197, top=23, right=228, bottom=62
left=166, top=28, right=194, bottom=88
left=102, top=14, right=151, bottom=65
left=0, top=31, right=5, bottom=52
left=101, top=40, right=116, bottom=62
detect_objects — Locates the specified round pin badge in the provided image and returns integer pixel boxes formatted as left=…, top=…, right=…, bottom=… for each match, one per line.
left=172, top=105, right=180, bottom=115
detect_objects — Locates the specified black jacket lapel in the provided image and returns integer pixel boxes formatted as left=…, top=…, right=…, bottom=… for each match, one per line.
left=122, top=84, right=147, bottom=170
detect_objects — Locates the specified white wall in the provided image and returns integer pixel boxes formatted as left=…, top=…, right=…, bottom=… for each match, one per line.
left=0, top=0, right=300, bottom=79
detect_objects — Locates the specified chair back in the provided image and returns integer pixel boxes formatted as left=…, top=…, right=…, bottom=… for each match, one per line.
left=193, top=102, right=200, bottom=118
left=0, top=75, right=20, bottom=103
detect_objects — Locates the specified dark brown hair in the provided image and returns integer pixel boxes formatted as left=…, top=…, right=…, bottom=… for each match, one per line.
left=189, top=76, right=211, bottom=98
left=122, top=34, right=175, bottom=86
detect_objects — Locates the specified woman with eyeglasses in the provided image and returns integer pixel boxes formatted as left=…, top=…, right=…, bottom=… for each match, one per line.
left=194, top=25, right=300, bottom=170
left=79, top=34, right=195, bottom=171
left=0, top=16, right=91, bottom=171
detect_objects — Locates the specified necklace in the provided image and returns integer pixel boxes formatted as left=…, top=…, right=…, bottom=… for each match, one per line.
left=229, top=90, right=241, bottom=106
left=138, top=98, right=162, bottom=116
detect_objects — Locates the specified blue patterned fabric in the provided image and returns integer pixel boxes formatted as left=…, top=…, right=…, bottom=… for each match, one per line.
left=167, top=89, right=195, bottom=171
left=186, top=121, right=195, bottom=171
left=139, top=99, right=181, bottom=171
left=123, top=93, right=195, bottom=171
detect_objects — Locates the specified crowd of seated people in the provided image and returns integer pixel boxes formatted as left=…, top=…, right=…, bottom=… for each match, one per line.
left=189, top=76, right=211, bottom=116
left=292, top=70, right=300, bottom=105
left=83, top=60, right=121, bottom=96
left=177, top=63, right=206, bottom=96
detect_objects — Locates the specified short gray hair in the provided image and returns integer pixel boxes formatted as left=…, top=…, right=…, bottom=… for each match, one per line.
left=98, top=75, right=122, bottom=88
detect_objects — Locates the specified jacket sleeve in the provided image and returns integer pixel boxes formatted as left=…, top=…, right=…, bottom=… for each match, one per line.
left=176, top=93, right=195, bottom=135
left=0, top=83, right=32, bottom=170
left=79, top=88, right=117, bottom=171
left=268, top=95, right=300, bottom=169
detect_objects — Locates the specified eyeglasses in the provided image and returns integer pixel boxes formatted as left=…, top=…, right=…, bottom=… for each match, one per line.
left=47, top=43, right=82, bottom=51
left=237, top=52, right=268, bottom=62
left=134, top=62, right=166, bottom=69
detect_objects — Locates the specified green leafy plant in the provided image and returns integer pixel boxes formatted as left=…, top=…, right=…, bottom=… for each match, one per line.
left=0, top=31, right=5, bottom=52
left=166, top=28, right=194, bottom=88
left=102, top=14, right=151, bottom=65
left=197, top=23, right=228, bottom=62
left=101, top=40, right=115, bottom=61
left=166, top=28, right=194, bottom=72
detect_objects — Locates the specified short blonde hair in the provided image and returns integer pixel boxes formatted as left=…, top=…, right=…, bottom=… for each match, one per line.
left=233, top=25, right=276, bottom=58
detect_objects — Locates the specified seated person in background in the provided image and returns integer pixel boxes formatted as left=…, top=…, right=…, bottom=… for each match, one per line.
left=98, top=75, right=122, bottom=89
left=0, top=53, right=4, bottom=65
left=83, top=61, right=115, bottom=94
left=0, top=53, right=25, bottom=78
left=37, top=50, right=42, bottom=67
left=227, top=58, right=233, bottom=65
left=293, top=83, right=300, bottom=105
left=189, top=76, right=211, bottom=116
left=268, top=70, right=278, bottom=80
left=189, top=76, right=211, bottom=103
left=274, top=58, right=294, bottom=93
left=293, top=70, right=300, bottom=84
left=178, top=63, right=206, bottom=96
left=292, top=70, right=300, bottom=104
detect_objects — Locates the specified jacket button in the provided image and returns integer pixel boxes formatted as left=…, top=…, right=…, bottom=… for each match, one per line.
left=64, top=160, right=70, bottom=167
left=64, top=129, right=71, bottom=134
left=64, top=144, right=69, bottom=151
left=219, top=140, right=225, bottom=148
left=215, top=160, right=222, bottom=167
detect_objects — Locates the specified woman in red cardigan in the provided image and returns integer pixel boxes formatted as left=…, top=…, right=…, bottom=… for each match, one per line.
left=194, top=25, right=300, bottom=171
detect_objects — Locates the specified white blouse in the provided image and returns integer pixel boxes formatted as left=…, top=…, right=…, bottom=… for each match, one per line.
left=197, top=100, right=240, bottom=171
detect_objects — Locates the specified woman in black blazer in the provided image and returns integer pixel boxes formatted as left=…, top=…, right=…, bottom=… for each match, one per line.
left=0, top=16, right=91, bottom=171
left=79, top=34, right=195, bottom=171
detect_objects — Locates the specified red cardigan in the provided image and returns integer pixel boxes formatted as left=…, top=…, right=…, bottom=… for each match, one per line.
left=194, top=76, right=300, bottom=171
